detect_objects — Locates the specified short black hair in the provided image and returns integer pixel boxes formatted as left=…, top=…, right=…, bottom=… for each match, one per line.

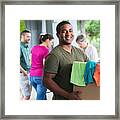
left=21, top=29, right=31, bottom=36
left=56, top=21, right=71, bottom=34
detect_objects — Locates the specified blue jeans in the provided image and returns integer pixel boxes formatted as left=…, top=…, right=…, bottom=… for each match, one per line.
left=29, top=76, right=47, bottom=100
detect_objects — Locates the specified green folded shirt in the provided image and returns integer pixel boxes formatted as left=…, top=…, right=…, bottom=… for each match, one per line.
left=70, top=61, right=86, bottom=86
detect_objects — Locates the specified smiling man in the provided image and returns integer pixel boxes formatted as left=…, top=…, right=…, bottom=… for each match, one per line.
left=20, top=30, right=31, bottom=100
left=43, top=21, right=89, bottom=100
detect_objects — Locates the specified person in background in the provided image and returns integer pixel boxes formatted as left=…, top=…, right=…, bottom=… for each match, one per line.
left=76, top=34, right=98, bottom=61
left=29, top=33, right=54, bottom=100
left=43, top=21, right=89, bottom=100
left=20, top=30, right=32, bottom=100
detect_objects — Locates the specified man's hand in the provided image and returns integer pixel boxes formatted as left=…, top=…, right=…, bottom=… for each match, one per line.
left=22, top=71, right=28, bottom=76
left=20, top=66, right=28, bottom=77
left=68, top=91, right=82, bottom=100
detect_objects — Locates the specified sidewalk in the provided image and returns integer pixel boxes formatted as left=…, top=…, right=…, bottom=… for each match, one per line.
left=30, top=87, right=53, bottom=100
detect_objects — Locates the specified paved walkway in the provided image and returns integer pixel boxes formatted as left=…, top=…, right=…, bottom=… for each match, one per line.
left=30, top=87, right=53, bottom=100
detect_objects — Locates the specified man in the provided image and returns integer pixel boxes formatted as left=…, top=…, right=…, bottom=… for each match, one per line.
left=20, top=30, right=31, bottom=100
left=76, top=34, right=98, bottom=61
left=43, top=21, right=89, bottom=100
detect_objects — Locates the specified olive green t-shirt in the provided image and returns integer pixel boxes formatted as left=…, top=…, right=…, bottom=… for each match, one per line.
left=44, top=45, right=89, bottom=100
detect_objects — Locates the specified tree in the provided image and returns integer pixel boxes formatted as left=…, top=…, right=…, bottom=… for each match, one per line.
left=20, top=20, right=26, bottom=32
left=84, top=20, right=100, bottom=56
left=85, top=20, right=100, bottom=41
left=77, top=20, right=100, bottom=56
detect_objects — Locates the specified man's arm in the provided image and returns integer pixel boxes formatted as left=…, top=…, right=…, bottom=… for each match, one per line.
left=20, top=65, right=28, bottom=76
left=43, top=72, right=81, bottom=100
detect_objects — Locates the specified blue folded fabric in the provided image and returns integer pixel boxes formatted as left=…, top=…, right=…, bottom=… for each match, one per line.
left=84, top=60, right=97, bottom=85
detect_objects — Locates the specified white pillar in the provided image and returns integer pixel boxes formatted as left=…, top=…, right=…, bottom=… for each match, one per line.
left=52, top=20, right=61, bottom=47
left=69, top=20, right=78, bottom=47
left=41, top=20, right=46, bottom=34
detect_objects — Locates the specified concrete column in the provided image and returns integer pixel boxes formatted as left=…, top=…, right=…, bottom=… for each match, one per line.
left=52, top=20, right=62, bottom=47
left=46, top=20, right=53, bottom=34
left=69, top=20, right=78, bottom=47
left=41, top=20, right=46, bottom=34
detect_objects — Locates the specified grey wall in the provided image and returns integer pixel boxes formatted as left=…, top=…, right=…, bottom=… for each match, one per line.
left=25, top=20, right=53, bottom=49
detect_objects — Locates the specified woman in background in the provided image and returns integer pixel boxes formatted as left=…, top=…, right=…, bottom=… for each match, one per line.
left=29, top=33, right=54, bottom=100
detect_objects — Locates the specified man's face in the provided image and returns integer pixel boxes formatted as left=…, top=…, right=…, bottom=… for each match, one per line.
left=58, top=24, right=74, bottom=45
left=77, top=40, right=87, bottom=48
left=22, top=32, right=31, bottom=43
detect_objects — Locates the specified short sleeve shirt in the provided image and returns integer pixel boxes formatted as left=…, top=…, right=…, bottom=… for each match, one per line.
left=85, top=44, right=98, bottom=60
left=30, top=45, right=49, bottom=76
left=44, top=45, right=89, bottom=99
left=20, top=42, right=30, bottom=72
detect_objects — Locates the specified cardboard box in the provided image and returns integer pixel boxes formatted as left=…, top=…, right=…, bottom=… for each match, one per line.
left=73, top=83, right=100, bottom=100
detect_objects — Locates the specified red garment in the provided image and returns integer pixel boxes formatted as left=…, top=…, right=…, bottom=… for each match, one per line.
left=93, top=63, right=100, bottom=86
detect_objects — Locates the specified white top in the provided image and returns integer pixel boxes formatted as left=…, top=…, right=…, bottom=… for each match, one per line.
left=84, top=43, right=98, bottom=61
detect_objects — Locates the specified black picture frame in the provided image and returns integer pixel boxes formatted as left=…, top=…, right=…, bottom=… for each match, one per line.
left=0, top=0, right=119, bottom=119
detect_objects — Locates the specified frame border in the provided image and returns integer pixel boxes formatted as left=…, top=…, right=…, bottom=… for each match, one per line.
left=0, top=0, right=119, bottom=119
